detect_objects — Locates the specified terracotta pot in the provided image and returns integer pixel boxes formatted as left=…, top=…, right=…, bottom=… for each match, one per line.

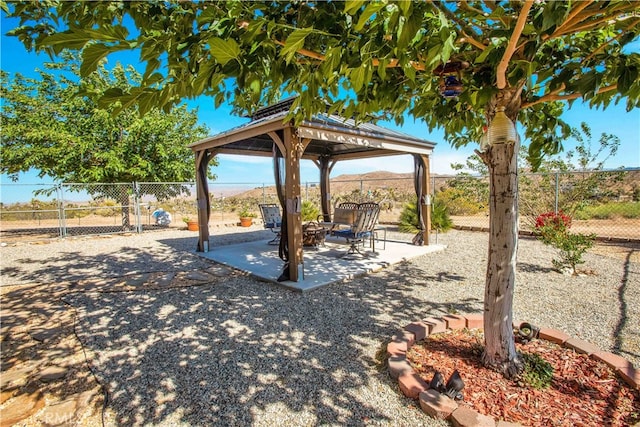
left=186, top=221, right=199, bottom=231
left=239, top=217, right=253, bottom=227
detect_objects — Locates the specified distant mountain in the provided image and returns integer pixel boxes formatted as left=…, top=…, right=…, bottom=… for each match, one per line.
left=229, top=170, right=455, bottom=199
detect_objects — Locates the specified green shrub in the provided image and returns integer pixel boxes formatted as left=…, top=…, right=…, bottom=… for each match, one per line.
left=520, top=352, right=554, bottom=389
left=398, top=201, right=419, bottom=233
left=575, top=201, right=640, bottom=220
left=398, top=197, right=452, bottom=233
left=436, top=187, right=484, bottom=215
left=301, top=200, right=319, bottom=222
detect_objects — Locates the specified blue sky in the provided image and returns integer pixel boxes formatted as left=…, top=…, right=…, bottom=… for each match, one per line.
left=1, top=13, right=639, bottom=191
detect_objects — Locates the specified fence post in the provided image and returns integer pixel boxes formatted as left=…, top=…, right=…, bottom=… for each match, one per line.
left=133, top=181, right=142, bottom=233
left=57, top=184, right=67, bottom=238
left=554, top=172, right=559, bottom=214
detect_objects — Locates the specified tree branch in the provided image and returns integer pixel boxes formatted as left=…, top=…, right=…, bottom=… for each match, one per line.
left=459, top=1, right=487, bottom=18
left=547, top=3, right=638, bottom=40
left=430, top=0, right=488, bottom=50
left=550, top=0, right=594, bottom=37
left=566, top=13, right=636, bottom=35
left=482, top=0, right=497, bottom=12
left=521, top=84, right=618, bottom=109
left=273, top=39, right=325, bottom=61
left=583, top=19, right=639, bottom=63
left=461, top=31, right=488, bottom=51
left=496, top=0, right=534, bottom=89
left=273, top=39, right=427, bottom=71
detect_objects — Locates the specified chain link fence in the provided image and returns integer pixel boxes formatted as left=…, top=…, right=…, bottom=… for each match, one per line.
left=1, top=169, right=638, bottom=243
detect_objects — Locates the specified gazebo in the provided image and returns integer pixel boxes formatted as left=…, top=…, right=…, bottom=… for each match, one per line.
left=190, top=98, right=437, bottom=282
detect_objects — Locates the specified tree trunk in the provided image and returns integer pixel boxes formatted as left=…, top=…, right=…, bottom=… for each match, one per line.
left=480, top=135, right=523, bottom=378
left=118, top=190, right=131, bottom=231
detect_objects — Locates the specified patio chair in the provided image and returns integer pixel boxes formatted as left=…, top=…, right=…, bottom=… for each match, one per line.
left=259, top=203, right=282, bottom=245
left=333, top=203, right=380, bottom=257
left=318, top=202, right=359, bottom=233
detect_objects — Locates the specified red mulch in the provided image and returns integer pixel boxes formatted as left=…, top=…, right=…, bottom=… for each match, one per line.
left=406, top=329, right=640, bottom=426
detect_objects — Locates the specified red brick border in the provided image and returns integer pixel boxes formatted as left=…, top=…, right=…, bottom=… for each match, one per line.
left=389, top=313, right=639, bottom=426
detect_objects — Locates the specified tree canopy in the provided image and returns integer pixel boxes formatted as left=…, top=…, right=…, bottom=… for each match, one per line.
left=5, top=1, right=638, bottom=167
left=1, top=54, right=212, bottom=185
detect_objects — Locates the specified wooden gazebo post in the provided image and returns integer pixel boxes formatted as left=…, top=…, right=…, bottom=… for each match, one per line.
left=283, top=127, right=308, bottom=281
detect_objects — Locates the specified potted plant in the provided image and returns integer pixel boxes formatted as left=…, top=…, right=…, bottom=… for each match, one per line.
left=183, top=216, right=199, bottom=231
left=238, top=206, right=257, bottom=227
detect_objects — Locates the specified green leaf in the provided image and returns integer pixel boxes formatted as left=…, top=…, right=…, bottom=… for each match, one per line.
left=377, top=57, right=389, bottom=79
left=475, top=43, right=495, bottom=64
left=348, top=67, right=366, bottom=92
left=143, top=58, right=161, bottom=81
left=397, top=13, right=421, bottom=49
left=39, top=30, right=91, bottom=53
left=438, top=9, right=449, bottom=28
left=403, top=61, right=416, bottom=82
left=618, top=65, right=638, bottom=93
left=344, top=0, right=366, bottom=15
left=209, top=37, right=240, bottom=66
left=280, top=28, right=313, bottom=64
left=144, top=72, right=164, bottom=87
left=81, top=43, right=110, bottom=76
left=355, top=2, right=385, bottom=31
left=249, top=78, right=261, bottom=94
left=321, top=46, right=342, bottom=75
left=193, top=60, right=215, bottom=95
left=137, top=91, right=157, bottom=116
left=440, top=30, right=455, bottom=64
left=397, top=0, right=412, bottom=16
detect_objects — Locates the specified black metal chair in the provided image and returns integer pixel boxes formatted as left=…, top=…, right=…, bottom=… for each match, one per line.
left=258, top=203, right=282, bottom=245
left=333, top=203, right=380, bottom=257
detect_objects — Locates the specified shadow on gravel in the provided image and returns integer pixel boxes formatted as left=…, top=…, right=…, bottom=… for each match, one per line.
left=614, top=250, right=639, bottom=361
left=516, top=262, right=556, bottom=274
left=59, top=248, right=480, bottom=426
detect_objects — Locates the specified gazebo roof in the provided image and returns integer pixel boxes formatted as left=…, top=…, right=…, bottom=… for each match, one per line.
left=190, top=98, right=436, bottom=161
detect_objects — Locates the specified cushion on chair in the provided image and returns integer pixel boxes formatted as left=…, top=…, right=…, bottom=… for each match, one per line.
left=261, top=206, right=282, bottom=229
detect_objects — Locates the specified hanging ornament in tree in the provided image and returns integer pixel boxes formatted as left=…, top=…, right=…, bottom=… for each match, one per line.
left=434, top=61, right=469, bottom=99
left=487, top=107, right=518, bottom=145
left=440, top=75, right=464, bottom=98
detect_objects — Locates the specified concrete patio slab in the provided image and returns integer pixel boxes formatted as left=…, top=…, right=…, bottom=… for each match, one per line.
left=197, top=236, right=446, bottom=291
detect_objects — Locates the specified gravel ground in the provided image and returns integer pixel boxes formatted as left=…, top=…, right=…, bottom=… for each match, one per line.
left=1, top=227, right=638, bottom=426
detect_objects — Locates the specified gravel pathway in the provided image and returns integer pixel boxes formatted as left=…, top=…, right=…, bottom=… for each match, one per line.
left=1, top=228, right=638, bottom=426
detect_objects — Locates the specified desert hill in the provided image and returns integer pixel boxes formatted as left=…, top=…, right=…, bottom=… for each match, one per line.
left=232, top=170, right=437, bottom=200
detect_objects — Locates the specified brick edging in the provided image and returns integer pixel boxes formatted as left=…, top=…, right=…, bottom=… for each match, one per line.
left=388, top=313, right=639, bottom=425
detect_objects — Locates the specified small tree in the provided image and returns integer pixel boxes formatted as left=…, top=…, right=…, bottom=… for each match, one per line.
left=520, top=123, right=624, bottom=226
left=534, top=211, right=596, bottom=275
